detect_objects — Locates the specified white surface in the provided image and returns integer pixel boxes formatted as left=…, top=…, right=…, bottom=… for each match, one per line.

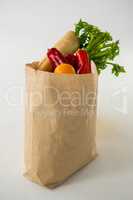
left=0, top=0, right=133, bottom=199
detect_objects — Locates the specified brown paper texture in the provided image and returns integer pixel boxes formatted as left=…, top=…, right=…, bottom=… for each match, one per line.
left=24, top=63, right=98, bottom=188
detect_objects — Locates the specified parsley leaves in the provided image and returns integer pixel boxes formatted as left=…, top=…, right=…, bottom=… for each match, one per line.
left=75, top=19, right=126, bottom=76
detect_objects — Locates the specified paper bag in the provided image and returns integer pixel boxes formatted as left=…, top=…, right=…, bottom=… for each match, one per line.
left=24, top=62, right=98, bottom=188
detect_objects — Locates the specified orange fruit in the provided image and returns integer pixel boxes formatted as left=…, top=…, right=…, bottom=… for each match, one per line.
left=54, top=63, right=76, bottom=74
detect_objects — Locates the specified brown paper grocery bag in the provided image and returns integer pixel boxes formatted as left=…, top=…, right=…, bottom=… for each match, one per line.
left=24, top=62, right=98, bottom=188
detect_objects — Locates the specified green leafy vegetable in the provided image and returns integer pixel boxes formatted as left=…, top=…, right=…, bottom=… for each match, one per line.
left=75, top=19, right=126, bottom=76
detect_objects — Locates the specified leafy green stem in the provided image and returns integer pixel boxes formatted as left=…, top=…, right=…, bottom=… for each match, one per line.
left=75, top=19, right=126, bottom=76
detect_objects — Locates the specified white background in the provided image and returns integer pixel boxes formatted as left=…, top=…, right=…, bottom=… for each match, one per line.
left=0, top=0, right=133, bottom=199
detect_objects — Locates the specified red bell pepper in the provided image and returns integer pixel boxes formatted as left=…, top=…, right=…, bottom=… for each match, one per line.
left=75, top=49, right=91, bottom=74
left=65, top=54, right=78, bottom=71
left=47, top=48, right=66, bottom=70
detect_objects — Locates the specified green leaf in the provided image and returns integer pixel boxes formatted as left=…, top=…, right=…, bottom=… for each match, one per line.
left=75, top=19, right=126, bottom=77
left=111, top=63, right=126, bottom=76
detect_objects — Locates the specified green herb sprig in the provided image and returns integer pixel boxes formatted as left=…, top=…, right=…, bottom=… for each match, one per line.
left=75, top=19, right=126, bottom=76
